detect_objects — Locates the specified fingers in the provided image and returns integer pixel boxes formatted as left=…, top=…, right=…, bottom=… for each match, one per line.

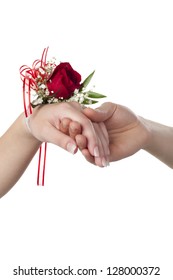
left=75, top=134, right=87, bottom=150
left=60, top=119, right=82, bottom=139
left=60, top=118, right=88, bottom=151
left=67, top=121, right=110, bottom=167
left=92, top=123, right=109, bottom=167
left=44, top=124, right=78, bottom=154
left=81, top=149, right=95, bottom=165
left=58, top=104, right=111, bottom=167
left=57, top=103, right=99, bottom=157
left=69, top=121, right=82, bottom=140
left=59, top=118, right=71, bottom=135
left=61, top=118, right=88, bottom=150
left=60, top=118, right=110, bottom=167
left=75, top=122, right=110, bottom=167
left=97, top=122, right=110, bottom=155
left=81, top=148, right=109, bottom=168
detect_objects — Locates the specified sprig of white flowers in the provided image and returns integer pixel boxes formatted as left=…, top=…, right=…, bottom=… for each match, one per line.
left=31, top=63, right=106, bottom=108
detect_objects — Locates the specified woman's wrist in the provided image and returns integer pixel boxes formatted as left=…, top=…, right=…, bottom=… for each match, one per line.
left=20, top=113, right=42, bottom=145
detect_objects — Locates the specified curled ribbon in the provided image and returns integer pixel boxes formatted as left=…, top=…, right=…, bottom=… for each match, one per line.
left=20, top=47, right=49, bottom=186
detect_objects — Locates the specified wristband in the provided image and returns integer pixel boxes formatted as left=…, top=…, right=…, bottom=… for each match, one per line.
left=25, top=116, right=31, bottom=134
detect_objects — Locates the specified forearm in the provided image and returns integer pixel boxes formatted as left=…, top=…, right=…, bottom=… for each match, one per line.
left=140, top=117, right=173, bottom=168
left=0, top=113, right=41, bottom=198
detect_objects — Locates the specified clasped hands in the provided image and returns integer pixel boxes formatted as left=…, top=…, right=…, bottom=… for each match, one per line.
left=28, top=101, right=149, bottom=167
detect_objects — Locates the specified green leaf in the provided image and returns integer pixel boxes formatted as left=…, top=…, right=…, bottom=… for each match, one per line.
left=80, top=70, right=95, bottom=90
left=82, top=98, right=98, bottom=105
left=87, top=91, right=107, bottom=99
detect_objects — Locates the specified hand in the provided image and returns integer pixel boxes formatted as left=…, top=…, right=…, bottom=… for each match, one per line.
left=27, top=102, right=110, bottom=166
left=81, top=102, right=150, bottom=163
left=61, top=102, right=150, bottom=164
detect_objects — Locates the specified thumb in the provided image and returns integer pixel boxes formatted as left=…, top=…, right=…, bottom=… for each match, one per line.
left=83, top=102, right=117, bottom=122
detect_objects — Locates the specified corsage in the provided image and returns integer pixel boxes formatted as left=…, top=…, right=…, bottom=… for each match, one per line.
left=20, top=47, right=106, bottom=186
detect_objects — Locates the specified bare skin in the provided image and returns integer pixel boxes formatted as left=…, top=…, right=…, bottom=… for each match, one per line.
left=2, top=101, right=172, bottom=198
left=63, top=102, right=173, bottom=168
left=0, top=102, right=109, bottom=198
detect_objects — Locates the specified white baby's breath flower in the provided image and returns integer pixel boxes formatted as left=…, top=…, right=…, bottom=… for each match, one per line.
left=47, top=99, right=52, bottom=104
left=68, top=96, right=79, bottom=102
left=39, top=84, right=46, bottom=89
left=84, top=92, right=89, bottom=97
left=49, top=57, right=56, bottom=64
left=45, top=89, right=49, bottom=96
left=32, top=93, right=36, bottom=98
left=74, top=89, right=79, bottom=95
left=53, top=98, right=59, bottom=103
left=79, top=96, right=84, bottom=103
left=32, top=97, right=43, bottom=105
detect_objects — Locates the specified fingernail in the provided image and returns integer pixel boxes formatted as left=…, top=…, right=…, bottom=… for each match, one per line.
left=102, top=157, right=109, bottom=167
left=94, top=146, right=99, bottom=157
left=67, top=143, right=77, bottom=154
left=106, top=156, right=110, bottom=165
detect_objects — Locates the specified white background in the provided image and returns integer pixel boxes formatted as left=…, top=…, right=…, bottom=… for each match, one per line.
left=0, top=0, right=173, bottom=279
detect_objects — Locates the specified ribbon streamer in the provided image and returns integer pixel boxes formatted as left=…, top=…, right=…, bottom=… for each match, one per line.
left=37, top=142, right=47, bottom=186
left=20, top=48, right=49, bottom=186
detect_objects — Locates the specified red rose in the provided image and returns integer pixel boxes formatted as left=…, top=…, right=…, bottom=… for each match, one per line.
left=47, top=62, right=81, bottom=99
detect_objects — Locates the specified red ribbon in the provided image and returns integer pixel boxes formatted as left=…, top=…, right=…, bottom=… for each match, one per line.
left=20, top=47, right=49, bottom=186
left=37, top=142, right=47, bottom=186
